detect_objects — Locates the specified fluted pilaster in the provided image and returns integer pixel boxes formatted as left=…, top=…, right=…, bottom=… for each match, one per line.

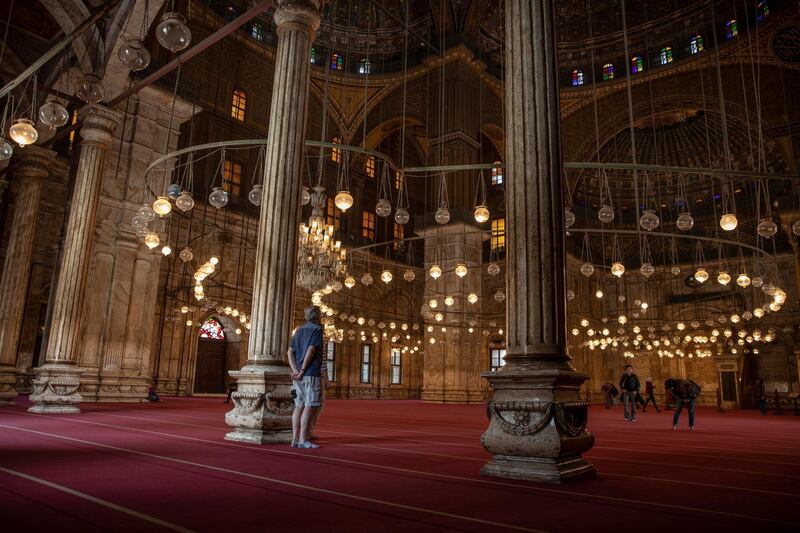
left=0, top=146, right=56, bottom=405
left=480, top=0, right=595, bottom=483
left=29, top=105, right=121, bottom=414
left=225, top=0, right=323, bottom=444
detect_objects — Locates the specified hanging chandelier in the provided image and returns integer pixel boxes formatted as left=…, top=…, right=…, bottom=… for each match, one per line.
left=297, top=186, right=346, bottom=292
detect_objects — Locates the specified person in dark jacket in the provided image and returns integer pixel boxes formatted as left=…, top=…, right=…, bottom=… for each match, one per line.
left=619, top=365, right=640, bottom=421
left=643, top=377, right=660, bottom=413
left=601, top=382, right=617, bottom=408
left=666, top=378, right=701, bottom=430
left=754, top=379, right=767, bottom=415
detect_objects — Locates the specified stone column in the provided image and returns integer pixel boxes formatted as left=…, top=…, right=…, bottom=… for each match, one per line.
left=480, top=0, right=595, bottom=483
left=29, top=105, right=121, bottom=414
left=225, top=0, right=323, bottom=444
left=0, top=147, right=57, bottom=404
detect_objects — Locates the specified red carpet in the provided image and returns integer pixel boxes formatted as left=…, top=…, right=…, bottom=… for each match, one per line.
left=1, top=398, right=798, bottom=532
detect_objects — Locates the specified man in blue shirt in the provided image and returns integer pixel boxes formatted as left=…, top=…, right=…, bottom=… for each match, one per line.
left=287, top=305, right=324, bottom=448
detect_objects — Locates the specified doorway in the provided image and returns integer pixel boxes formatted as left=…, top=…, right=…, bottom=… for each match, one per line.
left=193, top=316, right=237, bottom=394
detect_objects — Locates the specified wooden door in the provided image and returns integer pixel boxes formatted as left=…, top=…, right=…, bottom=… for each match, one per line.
left=194, top=339, right=227, bottom=393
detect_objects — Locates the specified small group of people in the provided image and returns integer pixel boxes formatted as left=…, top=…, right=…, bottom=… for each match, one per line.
left=613, top=364, right=701, bottom=430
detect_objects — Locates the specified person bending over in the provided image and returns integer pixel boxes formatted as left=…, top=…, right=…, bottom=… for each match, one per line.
left=619, top=365, right=640, bottom=422
left=666, top=378, right=701, bottom=431
left=287, top=305, right=324, bottom=449
left=643, top=377, right=660, bottom=413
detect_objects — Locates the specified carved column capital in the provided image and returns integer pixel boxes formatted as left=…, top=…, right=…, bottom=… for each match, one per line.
left=78, top=105, right=122, bottom=148
left=10, top=145, right=57, bottom=181
left=274, top=0, right=323, bottom=36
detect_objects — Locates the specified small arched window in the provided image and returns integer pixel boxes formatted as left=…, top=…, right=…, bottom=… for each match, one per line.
left=659, top=47, right=673, bottom=65
left=690, top=35, right=704, bottom=54
left=491, top=161, right=503, bottom=186
left=231, top=89, right=246, bottom=121
left=756, top=0, right=769, bottom=22
left=199, top=317, right=225, bottom=340
left=331, top=53, right=343, bottom=71
left=358, top=58, right=371, bottom=74
left=571, top=69, right=584, bottom=86
left=365, top=156, right=376, bottom=178
left=310, top=47, right=317, bottom=64
left=251, top=22, right=264, bottom=41
left=631, top=56, right=644, bottom=73
left=602, top=63, right=615, bottom=81
left=331, top=136, right=342, bottom=162
left=726, top=19, right=738, bottom=40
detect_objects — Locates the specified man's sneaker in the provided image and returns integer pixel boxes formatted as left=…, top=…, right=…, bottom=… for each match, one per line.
left=298, top=441, right=319, bottom=449
left=290, top=441, right=298, bottom=448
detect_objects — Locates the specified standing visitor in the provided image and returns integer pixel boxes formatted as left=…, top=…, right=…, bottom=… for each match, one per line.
left=643, top=377, right=660, bottom=413
left=666, top=378, right=701, bottom=431
left=287, top=306, right=324, bottom=449
left=619, top=365, right=640, bottom=422
left=754, top=378, right=767, bottom=415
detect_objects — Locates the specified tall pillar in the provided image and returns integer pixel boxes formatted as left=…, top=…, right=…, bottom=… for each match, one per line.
left=29, top=105, right=121, bottom=413
left=225, top=0, right=323, bottom=444
left=0, top=147, right=57, bottom=405
left=480, top=0, right=595, bottom=483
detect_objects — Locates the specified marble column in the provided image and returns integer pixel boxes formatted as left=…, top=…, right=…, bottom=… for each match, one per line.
left=0, top=147, right=57, bottom=405
left=480, top=0, right=595, bottom=483
left=225, top=0, right=323, bottom=444
left=29, top=105, right=121, bottom=414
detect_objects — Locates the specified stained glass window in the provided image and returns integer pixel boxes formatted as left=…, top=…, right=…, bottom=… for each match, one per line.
left=659, top=47, right=673, bottom=65
left=756, top=0, right=769, bottom=22
left=251, top=23, right=264, bottom=41
left=231, top=89, right=246, bottom=121
left=359, top=58, right=371, bottom=74
left=491, top=161, right=503, bottom=186
left=571, top=69, right=584, bottom=86
left=726, top=19, right=738, bottom=40
left=631, top=56, right=644, bottom=73
left=603, top=63, right=615, bottom=81
left=690, top=35, right=704, bottom=54
left=199, top=317, right=225, bottom=340
left=331, top=53, right=343, bottom=71
left=310, top=47, right=317, bottom=64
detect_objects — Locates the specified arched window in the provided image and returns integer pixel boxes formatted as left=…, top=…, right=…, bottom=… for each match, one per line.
left=659, top=47, right=673, bottom=65
left=223, top=159, right=242, bottom=196
left=331, top=53, right=343, bottom=71
left=331, top=136, right=341, bottom=162
left=756, top=0, right=769, bottom=22
left=358, top=58, right=371, bottom=74
left=365, top=156, right=376, bottom=178
left=251, top=22, right=264, bottom=41
left=726, top=19, right=738, bottom=40
left=310, top=47, right=317, bottom=64
left=490, top=218, right=505, bottom=252
left=631, top=56, right=644, bottom=73
left=491, top=161, right=503, bottom=186
left=199, top=317, right=225, bottom=340
left=571, top=69, right=584, bottom=86
left=690, top=35, right=704, bottom=54
left=231, top=89, right=246, bottom=121
left=602, top=63, right=615, bottom=81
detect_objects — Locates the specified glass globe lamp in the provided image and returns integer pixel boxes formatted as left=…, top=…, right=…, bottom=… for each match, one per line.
left=435, top=207, right=450, bottom=225
left=9, top=118, right=38, bottom=147
left=361, top=273, right=373, bottom=286
left=719, top=213, right=738, bottom=231
left=344, top=276, right=356, bottom=289
left=494, top=290, right=506, bottom=302
left=717, top=271, right=731, bottom=285
left=39, top=101, right=69, bottom=128
left=598, top=205, right=615, bottom=223
left=209, top=187, right=228, bottom=208
left=334, top=190, right=353, bottom=211
left=639, top=209, right=660, bottom=231
left=736, top=273, right=751, bottom=288
left=403, top=270, right=415, bottom=282
left=168, top=183, right=181, bottom=199
left=118, top=38, right=151, bottom=71
left=670, top=265, right=681, bottom=276
left=381, top=270, right=393, bottom=284
left=467, top=293, right=478, bottom=304
left=179, top=247, right=193, bottom=262
left=567, top=289, right=575, bottom=301
left=474, top=205, right=490, bottom=223
left=161, top=245, right=172, bottom=256
left=0, top=138, right=12, bottom=160
left=376, top=199, right=392, bottom=217
left=564, top=207, right=576, bottom=228
left=131, top=214, right=148, bottom=229
left=176, top=191, right=194, bottom=211
left=455, top=264, right=468, bottom=278
left=300, top=186, right=311, bottom=206
left=751, top=276, right=763, bottom=288
left=694, top=267, right=709, bottom=283
left=639, top=262, right=655, bottom=277
left=595, top=289, right=604, bottom=298
left=444, top=297, right=455, bottom=306
left=487, top=262, right=500, bottom=276
left=429, top=299, right=438, bottom=309
left=756, top=218, right=777, bottom=238
left=580, top=262, right=594, bottom=277
left=611, top=262, right=625, bottom=277
left=394, top=207, right=410, bottom=225
left=429, top=265, right=442, bottom=279
left=793, top=220, right=800, bottom=237
left=676, top=212, right=694, bottom=231
left=152, top=196, right=172, bottom=217
left=209, top=256, right=219, bottom=266
left=753, top=307, right=764, bottom=318
left=242, top=185, right=261, bottom=206
left=138, top=205, right=156, bottom=222
left=144, top=232, right=160, bottom=249
left=156, top=12, right=192, bottom=52
left=75, top=74, right=105, bottom=104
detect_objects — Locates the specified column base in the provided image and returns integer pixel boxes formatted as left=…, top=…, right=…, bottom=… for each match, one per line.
left=224, top=364, right=294, bottom=444
left=480, top=364, right=596, bottom=484
left=0, top=365, right=18, bottom=405
left=28, top=364, right=83, bottom=414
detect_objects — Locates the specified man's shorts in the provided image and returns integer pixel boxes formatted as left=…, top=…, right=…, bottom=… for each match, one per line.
left=293, top=376, right=322, bottom=407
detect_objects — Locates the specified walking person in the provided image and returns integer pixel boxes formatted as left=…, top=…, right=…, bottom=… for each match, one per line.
left=666, top=378, right=701, bottom=431
left=643, top=377, right=661, bottom=413
left=619, top=365, right=640, bottom=422
left=754, top=378, right=768, bottom=415
left=287, top=306, right=325, bottom=449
